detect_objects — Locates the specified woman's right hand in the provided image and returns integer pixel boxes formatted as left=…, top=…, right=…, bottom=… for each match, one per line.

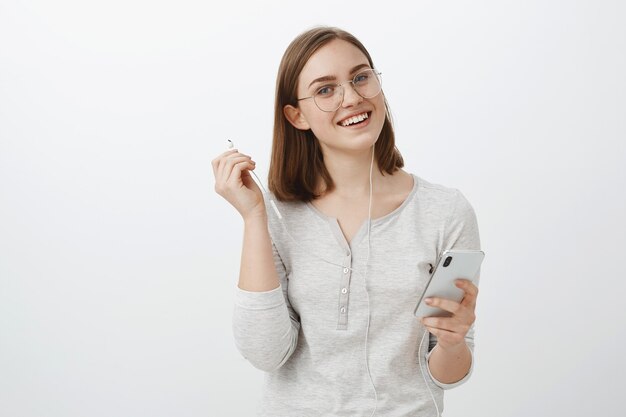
left=212, top=149, right=266, bottom=220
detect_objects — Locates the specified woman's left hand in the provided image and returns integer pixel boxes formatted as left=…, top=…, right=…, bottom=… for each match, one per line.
left=421, top=279, right=478, bottom=351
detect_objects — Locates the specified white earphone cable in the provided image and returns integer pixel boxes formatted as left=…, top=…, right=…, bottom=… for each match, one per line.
left=228, top=139, right=438, bottom=415
left=418, top=330, right=441, bottom=417
left=365, top=143, right=378, bottom=417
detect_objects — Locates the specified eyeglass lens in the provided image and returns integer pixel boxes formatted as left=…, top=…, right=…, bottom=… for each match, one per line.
left=314, top=69, right=382, bottom=112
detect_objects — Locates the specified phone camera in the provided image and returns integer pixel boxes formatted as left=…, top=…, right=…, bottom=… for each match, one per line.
left=443, top=256, right=453, bottom=267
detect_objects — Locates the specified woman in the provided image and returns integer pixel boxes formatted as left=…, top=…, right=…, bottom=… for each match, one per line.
left=212, top=26, right=481, bottom=417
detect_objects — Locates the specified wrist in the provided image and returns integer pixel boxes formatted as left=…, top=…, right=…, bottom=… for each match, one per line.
left=243, top=209, right=268, bottom=225
left=433, top=341, right=469, bottom=356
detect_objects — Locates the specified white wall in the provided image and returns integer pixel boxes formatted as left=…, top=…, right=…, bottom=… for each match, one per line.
left=1, top=1, right=624, bottom=416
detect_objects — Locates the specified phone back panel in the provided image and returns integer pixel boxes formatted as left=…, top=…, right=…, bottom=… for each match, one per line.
left=414, top=250, right=484, bottom=317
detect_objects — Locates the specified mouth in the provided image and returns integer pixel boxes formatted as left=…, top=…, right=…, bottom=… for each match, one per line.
left=338, top=111, right=371, bottom=127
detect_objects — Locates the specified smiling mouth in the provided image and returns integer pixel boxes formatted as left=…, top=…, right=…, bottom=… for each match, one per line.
left=338, top=112, right=370, bottom=127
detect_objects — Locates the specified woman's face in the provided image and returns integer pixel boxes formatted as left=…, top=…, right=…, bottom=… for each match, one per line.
left=285, top=39, right=386, bottom=155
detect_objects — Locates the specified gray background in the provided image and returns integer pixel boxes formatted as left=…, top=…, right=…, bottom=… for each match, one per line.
left=1, top=0, right=625, bottom=416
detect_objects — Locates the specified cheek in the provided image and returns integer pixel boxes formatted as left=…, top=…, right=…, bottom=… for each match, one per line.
left=373, top=96, right=387, bottom=122
left=374, top=94, right=386, bottom=113
left=304, top=111, right=336, bottom=137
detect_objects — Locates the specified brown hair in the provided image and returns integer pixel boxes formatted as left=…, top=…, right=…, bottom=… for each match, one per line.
left=268, top=26, right=404, bottom=202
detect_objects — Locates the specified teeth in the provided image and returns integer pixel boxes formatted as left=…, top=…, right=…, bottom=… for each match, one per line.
left=341, top=112, right=369, bottom=126
left=355, top=113, right=367, bottom=124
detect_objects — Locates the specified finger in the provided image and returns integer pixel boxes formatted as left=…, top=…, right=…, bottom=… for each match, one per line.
left=239, top=165, right=259, bottom=190
left=213, top=149, right=241, bottom=179
left=422, top=316, right=472, bottom=335
left=212, top=149, right=241, bottom=178
left=220, top=148, right=239, bottom=156
left=214, top=156, right=254, bottom=196
left=456, top=279, right=478, bottom=297
left=422, top=316, right=456, bottom=332
left=219, top=159, right=255, bottom=195
left=224, top=156, right=255, bottom=182
left=219, top=154, right=253, bottom=186
left=423, top=326, right=465, bottom=346
left=226, top=160, right=257, bottom=189
left=217, top=151, right=242, bottom=180
left=423, top=297, right=462, bottom=315
left=456, top=279, right=479, bottom=308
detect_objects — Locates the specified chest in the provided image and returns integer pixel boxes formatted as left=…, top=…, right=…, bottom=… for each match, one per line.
left=285, top=220, right=438, bottom=328
left=315, top=195, right=406, bottom=244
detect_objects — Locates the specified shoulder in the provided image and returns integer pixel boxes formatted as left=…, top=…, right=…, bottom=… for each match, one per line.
left=411, top=175, right=480, bottom=248
left=413, top=175, right=471, bottom=209
left=410, top=175, right=478, bottom=232
left=263, top=192, right=308, bottom=218
left=263, top=192, right=311, bottom=236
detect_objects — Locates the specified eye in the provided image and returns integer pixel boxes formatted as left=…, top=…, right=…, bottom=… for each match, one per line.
left=354, top=72, right=371, bottom=85
left=316, top=85, right=336, bottom=97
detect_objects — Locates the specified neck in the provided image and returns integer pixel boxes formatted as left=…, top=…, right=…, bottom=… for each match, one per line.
left=318, top=146, right=383, bottom=198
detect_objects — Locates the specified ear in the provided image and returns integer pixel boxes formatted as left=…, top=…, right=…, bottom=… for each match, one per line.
left=283, top=104, right=311, bottom=131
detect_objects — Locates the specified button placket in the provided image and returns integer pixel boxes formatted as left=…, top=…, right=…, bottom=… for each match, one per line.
left=337, top=253, right=352, bottom=330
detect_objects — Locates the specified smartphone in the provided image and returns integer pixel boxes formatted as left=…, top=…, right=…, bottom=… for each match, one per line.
left=414, top=249, right=485, bottom=317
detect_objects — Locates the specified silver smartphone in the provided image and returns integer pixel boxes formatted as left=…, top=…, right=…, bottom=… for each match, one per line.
left=414, top=249, right=485, bottom=317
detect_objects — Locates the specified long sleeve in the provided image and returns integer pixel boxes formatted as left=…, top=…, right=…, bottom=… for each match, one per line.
left=426, top=189, right=482, bottom=389
left=232, top=241, right=300, bottom=372
left=230, top=176, right=485, bottom=415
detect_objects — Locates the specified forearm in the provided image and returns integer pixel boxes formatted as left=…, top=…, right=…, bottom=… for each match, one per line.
left=238, top=213, right=280, bottom=292
left=427, top=342, right=472, bottom=384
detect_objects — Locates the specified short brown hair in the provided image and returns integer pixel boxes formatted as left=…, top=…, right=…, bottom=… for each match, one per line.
left=268, top=26, right=404, bottom=202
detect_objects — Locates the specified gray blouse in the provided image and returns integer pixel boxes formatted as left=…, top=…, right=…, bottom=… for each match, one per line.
left=233, top=174, right=481, bottom=416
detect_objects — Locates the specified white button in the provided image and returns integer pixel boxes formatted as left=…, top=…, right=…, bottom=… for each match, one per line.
left=343, top=268, right=349, bottom=274
left=341, top=288, right=347, bottom=294
left=340, top=307, right=346, bottom=313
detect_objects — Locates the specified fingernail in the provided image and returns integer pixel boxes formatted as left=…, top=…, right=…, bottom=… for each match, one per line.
left=424, top=298, right=432, bottom=304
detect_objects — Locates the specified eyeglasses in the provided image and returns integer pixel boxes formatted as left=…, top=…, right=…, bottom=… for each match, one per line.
left=296, top=68, right=383, bottom=112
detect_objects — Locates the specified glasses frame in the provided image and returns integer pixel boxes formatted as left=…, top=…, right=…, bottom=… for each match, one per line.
left=296, top=68, right=383, bottom=112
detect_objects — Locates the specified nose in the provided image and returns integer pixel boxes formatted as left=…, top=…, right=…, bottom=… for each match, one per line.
left=341, top=82, right=363, bottom=108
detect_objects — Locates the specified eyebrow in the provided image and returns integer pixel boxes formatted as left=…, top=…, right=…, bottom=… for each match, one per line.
left=307, top=63, right=371, bottom=89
